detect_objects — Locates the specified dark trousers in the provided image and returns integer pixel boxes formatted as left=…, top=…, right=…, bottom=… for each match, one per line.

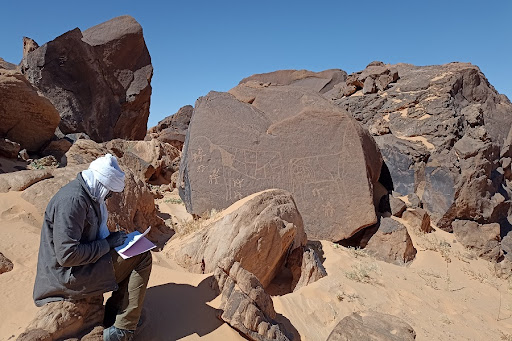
left=104, top=249, right=152, bottom=331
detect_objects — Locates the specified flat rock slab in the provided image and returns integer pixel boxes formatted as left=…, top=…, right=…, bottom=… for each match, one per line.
left=180, top=87, right=382, bottom=241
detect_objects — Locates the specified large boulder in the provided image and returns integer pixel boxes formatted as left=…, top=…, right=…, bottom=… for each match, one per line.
left=167, top=189, right=312, bottom=289
left=452, top=220, right=502, bottom=261
left=214, top=259, right=292, bottom=341
left=179, top=83, right=382, bottom=241
left=22, top=15, right=152, bottom=142
left=17, top=296, right=103, bottom=341
left=327, top=311, right=416, bottom=341
left=146, top=105, right=194, bottom=150
left=334, top=62, right=512, bottom=234
left=0, top=169, right=52, bottom=193
left=0, top=69, right=60, bottom=152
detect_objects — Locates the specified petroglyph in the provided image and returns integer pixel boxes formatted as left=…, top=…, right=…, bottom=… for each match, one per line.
left=209, top=168, right=220, bottom=185
left=192, top=147, right=206, bottom=163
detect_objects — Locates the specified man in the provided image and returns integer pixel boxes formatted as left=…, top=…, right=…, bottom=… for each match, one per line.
left=33, top=154, right=152, bottom=341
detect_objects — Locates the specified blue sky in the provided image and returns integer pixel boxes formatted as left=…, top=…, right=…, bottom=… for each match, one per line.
left=1, top=1, right=510, bottom=128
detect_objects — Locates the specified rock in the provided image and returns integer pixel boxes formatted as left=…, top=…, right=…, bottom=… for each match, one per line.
left=363, top=77, right=376, bottom=94
left=494, top=257, right=512, bottom=279
left=23, top=37, right=39, bottom=57
left=214, top=259, right=291, bottom=341
left=335, top=62, right=512, bottom=232
left=0, top=169, right=53, bottom=193
left=0, top=69, right=60, bottom=151
left=238, top=69, right=347, bottom=94
left=180, top=85, right=382, bottom=241
left=41, top=138, right=73, bottom=161
left=406, top=193, right=421, bottom=208
left=22, top=15, right=152, bottom=142
left=168, top=189, right=308, bottom=288
left=287, top=245, right=327, bottom=291
left=452, top=220, right=502, bottom=261
left=326, top=311, right=416, bottom=341
left=146, top=105, right=194, bottom=150
left=106, top=139, right=180, bottom=185
left=63, top=140, right=108, bottom=166
left=0, top=57, right=17, bottom=70
left=0, top=252, right=14, bottom=274
left=365, top=217, right=417, bottom=264
left=17, top=296, right=103, bottom=341
left=378, top=194, right=407, bottom=217
left=19, top=149, right=30, bottom=161
left=402, top=208, right=432, bottom=233
left=0, top=138, right=21, bottom=159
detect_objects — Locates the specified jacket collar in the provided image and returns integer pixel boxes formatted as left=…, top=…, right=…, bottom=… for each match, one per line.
left=77, top=172, right=99, bottom=203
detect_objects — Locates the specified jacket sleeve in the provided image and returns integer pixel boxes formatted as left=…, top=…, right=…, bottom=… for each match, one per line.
left=52, top=196, right=111, bottom=267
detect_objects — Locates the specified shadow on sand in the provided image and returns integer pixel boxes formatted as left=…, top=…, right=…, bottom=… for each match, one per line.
left=137, top=276, right=223, bottom=341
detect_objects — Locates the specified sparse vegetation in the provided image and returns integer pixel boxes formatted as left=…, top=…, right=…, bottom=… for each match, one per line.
left=164, top=197, right=183, bottom=205
left=336, top=291, right=360, bottom=302
left=174, top=208, right=219, bottom=236
left=345, top=261, right=381, bottom=284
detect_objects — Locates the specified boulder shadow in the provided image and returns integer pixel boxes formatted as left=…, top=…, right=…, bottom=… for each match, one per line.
left=138, top=276, right=224, bottom=341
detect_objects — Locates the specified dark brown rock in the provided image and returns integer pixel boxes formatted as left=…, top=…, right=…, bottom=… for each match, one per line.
left=180, top=85, right=382, bottom=241
left=378, top=194, right=407, bottom=217
left=452, top=220, right=502, bottom=261
left=41, top=138, right=73, bottom=161
left=402, top=208, right=432, bottom=233
left=146, top=105, right=194, bottom=150
left=0, top=138, right=21, bottom=159
left=0, top=69, right=60, bottom=151
left=0, top=252, right=14, bottom=274
left=22, top=16, right=152, bottom=142
left=365, top=218, right=417, bottom=264
left=327, top=311, right=416, bottom=341
left=214, top=259, right=292, bottom=341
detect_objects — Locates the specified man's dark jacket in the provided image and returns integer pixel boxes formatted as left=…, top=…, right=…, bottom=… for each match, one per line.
left=33, top=173, right=118, bottom=306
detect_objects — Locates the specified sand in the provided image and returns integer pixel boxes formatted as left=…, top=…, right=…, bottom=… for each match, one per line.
left=1, top=189, right=512, bottom=340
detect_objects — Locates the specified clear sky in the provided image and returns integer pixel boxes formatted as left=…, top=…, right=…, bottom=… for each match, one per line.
left=1, top=1, right=510, bottom=129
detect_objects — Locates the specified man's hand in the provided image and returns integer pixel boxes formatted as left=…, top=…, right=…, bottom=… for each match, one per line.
left=106, top=231, right=127, bottom=248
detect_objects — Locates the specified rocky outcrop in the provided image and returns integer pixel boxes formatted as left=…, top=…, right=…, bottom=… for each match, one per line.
left=0, top=252, right=14, bottom=274
left=146, top=105, right=194, bottom=150
left=333, top=62, right=512, bottom=235
left=0, top=57, right=17, bottom=70
left=327, top=311, right=416, bottom=341
left=452, top=220, right=502, bottom=261
left=17, top=296, right=103, bottom=341
left=168, top=189, right=314, bottom=288
left=214, top=259, right=292, bottom=341
left=379, top=194, right=407, bottom=217
left=22, top=15, right=152, bottom=142
left=180, top=82, right=382, bottom=241
left=0, top=69, right=60, bottom=152
left=287, top=245, right=327, bottom=291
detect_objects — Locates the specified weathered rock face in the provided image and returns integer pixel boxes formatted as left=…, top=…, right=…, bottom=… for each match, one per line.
left=0, top=69, right=60, bottom=152
left=0, top=252, right=14, bottom=274
left=452, top=220, right=502, bottom=261
left=0, top=57, right=17, bottom=70
left=333, top=62, right=512, bottom=236
left=0, top=169, right=52, bottom=193
left=180, top=83, right=382, bottom=241
left=22, top=15, right=152, bottom=142
left=0, top=138, right=21, bottom=159
left=17, top=296, right=103, bottom=341
left=402, top=208, right=432, bottom=233
left=326, top=311, right=416, bottom=341
left=168, top=189, right=309, bottom=288
left=287, top=245, right=327, bottom=291
left=146, top=105, right=194, bottom=150
left=239, top=69, right=347, bottom=95
left=214, top=259, right=292, bottom=341
left=342, top=217, right=416, bottom=264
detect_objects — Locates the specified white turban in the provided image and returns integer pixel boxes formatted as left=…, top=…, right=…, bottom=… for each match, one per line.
left=87, top=153, right=125, bottom=192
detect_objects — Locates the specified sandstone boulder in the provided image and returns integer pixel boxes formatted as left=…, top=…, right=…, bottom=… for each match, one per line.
left=145, top=105, right=194, bottom=150
left=365, top=217, right=416, bottom=264
left=180, top=85, right=382, bottom=241
left=0, top=138, right=21, bottom=159
left=214, top=259, right=292, bottom=341
left=168, top=189, right=309, bottom=288
left=0, top=169, right=52, bottom=193
left=452, top=220, right=502, bottom=261
left=0, top=252, right=14, bottom=274
left=0, top=69, right=60, bottom=151
left=239, top=69, right=347, bottom=95
left=22, top=15, right=152, bottom=142
left=402, top=208, right=432, bottom=233
left=17, top=296, right=103, bottom=341
left=327, top=311, right=416, bottom=341
left=287, top=245, right=327, bottom=291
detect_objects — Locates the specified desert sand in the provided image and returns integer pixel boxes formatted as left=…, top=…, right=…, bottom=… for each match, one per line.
left=1, top=189, right=512, bottom=340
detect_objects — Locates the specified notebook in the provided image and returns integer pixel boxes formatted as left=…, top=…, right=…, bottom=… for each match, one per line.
left=115, top=226, right=156, bottom=259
